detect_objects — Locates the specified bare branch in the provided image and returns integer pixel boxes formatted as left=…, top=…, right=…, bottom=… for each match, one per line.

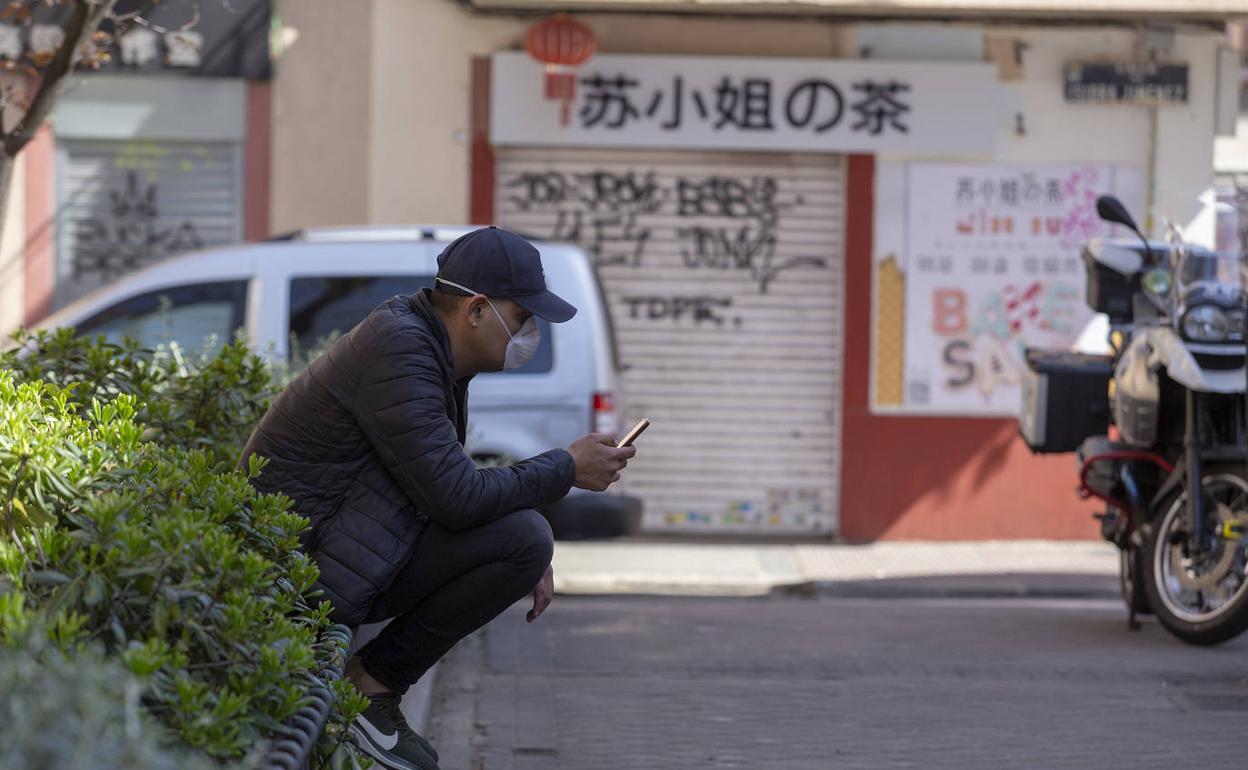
left=110, top=0, right=164, bottom=24
left=2, top=0, right=120, bottom=158
left=0, top=0, right=212, bottom=159
left=128, top=0, right=200, bottom=34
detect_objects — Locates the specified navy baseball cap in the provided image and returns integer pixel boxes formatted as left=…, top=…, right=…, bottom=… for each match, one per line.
left=435, top=227, right=577, bottom=323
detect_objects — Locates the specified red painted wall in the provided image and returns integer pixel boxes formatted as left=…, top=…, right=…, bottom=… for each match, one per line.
left=839, top=154, right=1100, bottom=542
left=245, top=82, right=272, bottom=241
left=470, top=57, right=494, bottom=225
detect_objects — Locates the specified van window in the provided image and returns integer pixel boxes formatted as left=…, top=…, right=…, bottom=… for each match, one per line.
left=75, top=281, right=247, bottom=355
left=289, top=275, right=433, bottom=357
left=287, top=275, right=553, bottom=374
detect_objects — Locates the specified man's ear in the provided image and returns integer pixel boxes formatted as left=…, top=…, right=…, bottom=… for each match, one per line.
left=466, top=295, right=490, bottom=328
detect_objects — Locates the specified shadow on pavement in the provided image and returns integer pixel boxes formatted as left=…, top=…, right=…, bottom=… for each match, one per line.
left=774, top=571, right=1119, bottom=600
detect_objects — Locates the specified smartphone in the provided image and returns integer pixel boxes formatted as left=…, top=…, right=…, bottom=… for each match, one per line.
left=617, top=418, right=650, bottom=448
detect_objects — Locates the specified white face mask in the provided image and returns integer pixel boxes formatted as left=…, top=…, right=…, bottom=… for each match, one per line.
left=436, top=278, right=542, bottom=370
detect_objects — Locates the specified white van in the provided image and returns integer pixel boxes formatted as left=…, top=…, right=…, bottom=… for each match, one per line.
left=34, top=226, right=641, bottom=538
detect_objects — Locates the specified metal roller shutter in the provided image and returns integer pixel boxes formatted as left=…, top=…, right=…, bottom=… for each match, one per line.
left=496, top=148, right=845, bottom=535
left=54, top=139, right=242, bottom=308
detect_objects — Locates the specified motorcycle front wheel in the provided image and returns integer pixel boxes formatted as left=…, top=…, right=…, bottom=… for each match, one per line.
left=1144, top=466, right=1248, bottom=645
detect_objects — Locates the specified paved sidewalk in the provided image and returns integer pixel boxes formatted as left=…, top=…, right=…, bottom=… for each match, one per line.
left=426, top=595, right=1248, bottom=769
left=379, top=540, right=1121, bottom=740
left=551, top=539, right=1119, bottom=597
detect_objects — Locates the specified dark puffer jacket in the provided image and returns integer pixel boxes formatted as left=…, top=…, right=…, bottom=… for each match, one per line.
left=239, top=289, right=576, bottom=626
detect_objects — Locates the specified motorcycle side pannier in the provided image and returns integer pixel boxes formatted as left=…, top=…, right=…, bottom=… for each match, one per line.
left=1019, top=349, right=1113, bottom=453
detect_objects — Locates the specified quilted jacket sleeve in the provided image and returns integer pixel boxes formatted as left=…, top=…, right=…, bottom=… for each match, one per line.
left=347, top=322, right=577, bottom=531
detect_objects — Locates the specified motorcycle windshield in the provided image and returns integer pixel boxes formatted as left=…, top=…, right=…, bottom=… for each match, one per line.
left=1176, top=248, right=1246, bottom=306
left=1174, top=243, right=1247, bottom=345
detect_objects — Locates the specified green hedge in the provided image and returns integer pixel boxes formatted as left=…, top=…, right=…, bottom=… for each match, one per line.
left=0, top=330, right=371, bottom=769
left=0, top=630, right=229, bottom=770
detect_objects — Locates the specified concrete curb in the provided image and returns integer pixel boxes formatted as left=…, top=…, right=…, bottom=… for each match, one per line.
left=551, top=540, right=1122, bottom=600
left=551, top=575, right=1121, bottom=601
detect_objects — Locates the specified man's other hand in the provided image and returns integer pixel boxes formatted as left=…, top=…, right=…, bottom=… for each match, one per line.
left=527, top=564, right=554, bottom=623
left=568, top=433, right=636, bottom=491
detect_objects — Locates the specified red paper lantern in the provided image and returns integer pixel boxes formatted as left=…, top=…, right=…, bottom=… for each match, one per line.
left=524, top=15, right=597, bottom=126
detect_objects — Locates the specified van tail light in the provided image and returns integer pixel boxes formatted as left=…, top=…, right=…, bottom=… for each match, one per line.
left=592, top=391, right=619, bottom=435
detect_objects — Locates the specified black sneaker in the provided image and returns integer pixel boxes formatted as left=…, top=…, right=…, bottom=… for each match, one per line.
left=349, top=692, right=441, bottom=770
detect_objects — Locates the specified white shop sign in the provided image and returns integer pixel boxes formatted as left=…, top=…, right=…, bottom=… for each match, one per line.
left=491, top=52, right=998, bottom=155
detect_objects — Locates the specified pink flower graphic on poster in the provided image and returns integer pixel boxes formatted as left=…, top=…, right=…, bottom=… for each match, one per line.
left=1061, top=166, right=1104, bottom=248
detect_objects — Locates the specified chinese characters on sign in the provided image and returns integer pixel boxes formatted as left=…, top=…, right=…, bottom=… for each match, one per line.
left=899, top=163, right=1140, bottom=416
left=578, top=73, right=912, bottom=136
left=492, top=53, right=997, bottom=154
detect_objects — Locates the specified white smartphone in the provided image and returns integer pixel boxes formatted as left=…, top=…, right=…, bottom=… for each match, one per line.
left=617, top=418, right=650, bottom=448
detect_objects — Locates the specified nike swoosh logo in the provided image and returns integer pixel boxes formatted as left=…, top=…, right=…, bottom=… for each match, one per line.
left=358, top=716, right=399, bottom=751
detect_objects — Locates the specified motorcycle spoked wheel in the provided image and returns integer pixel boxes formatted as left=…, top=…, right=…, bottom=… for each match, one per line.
left=1143, top=466, right=1248, bottom=646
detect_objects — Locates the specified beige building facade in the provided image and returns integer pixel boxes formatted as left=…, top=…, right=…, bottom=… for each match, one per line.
left=272, top=0, right=1240, bottom=231
left=271, top=0, right=1243, bottom=539
left=272, top=0, right=866, bottom=231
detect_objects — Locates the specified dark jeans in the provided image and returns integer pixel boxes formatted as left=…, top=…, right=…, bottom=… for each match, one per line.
left=356, top=508, right=554, bottom=695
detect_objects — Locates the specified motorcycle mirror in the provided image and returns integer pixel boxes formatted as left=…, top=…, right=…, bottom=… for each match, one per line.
left=1096, top=195, right=1142, bottom=235
left=1097, top=194, right=1156, bottom=264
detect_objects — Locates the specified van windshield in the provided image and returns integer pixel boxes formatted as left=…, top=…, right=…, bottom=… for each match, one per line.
left=75, top=281, right=247, bottom=356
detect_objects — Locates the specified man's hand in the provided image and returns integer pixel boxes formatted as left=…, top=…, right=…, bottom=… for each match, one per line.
left=568, top=433, right=636, bottom=491
left=527, top=564, right=554, bottom=623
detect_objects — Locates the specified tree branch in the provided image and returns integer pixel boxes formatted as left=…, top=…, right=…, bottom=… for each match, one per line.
left=128, top=0, right=201, bottom=34
left=112, top=0, right=170, bottom=26
left=3, top=0, right=121, bottom=158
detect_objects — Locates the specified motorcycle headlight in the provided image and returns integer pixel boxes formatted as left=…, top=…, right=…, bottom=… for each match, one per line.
left=1181, top=305, right=1230, bottom=342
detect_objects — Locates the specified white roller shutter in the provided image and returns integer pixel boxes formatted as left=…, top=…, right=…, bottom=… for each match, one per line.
left=497, top=148, right=845, bottom=535
left=54, top=139, right=243, bottom=308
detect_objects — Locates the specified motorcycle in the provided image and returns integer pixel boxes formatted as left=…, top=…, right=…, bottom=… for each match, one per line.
left=1019, top=194, right=1248, bottom=645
